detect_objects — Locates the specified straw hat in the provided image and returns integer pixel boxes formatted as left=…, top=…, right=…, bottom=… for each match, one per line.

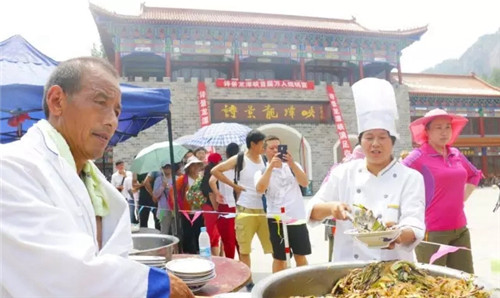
left=183, top=156, right=204, bottom=170
left=352, top=78, right=399, bottom=138
left=409, top=108, right=468, bottom=145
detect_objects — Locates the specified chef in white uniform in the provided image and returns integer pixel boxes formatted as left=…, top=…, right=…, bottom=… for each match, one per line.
left=307, top=78, right=425, bottom=263
left=0, top=57, right=192, bottom=298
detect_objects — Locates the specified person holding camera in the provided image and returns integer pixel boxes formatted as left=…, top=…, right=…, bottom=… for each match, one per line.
left=255, top=135, right=311, bottom=273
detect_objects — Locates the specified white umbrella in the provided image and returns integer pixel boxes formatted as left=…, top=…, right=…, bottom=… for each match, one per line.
left=174, top=134, right=193, bottom=144
left=183, top=122, right=252, bottom=147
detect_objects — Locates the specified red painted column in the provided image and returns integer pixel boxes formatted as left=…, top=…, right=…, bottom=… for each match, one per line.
left=479, top=116, right=485, bottom=136
left=358, top=60, right=364, bottom=79
left=300, top=57, right=305, bottom=81
left=114, top=51, right=121, bottom=76
left=234, top=54, right=240, bottom=79
left=478, top=109, right=488, bottom=176
left=165, top=52, right=171, bottom=78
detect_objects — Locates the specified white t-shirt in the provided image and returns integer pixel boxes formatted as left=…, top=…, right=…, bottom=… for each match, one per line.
left=254, top=162, right=306, bottom=220
left=236, top=155, right=265, bottom=209
left=111, top=171, right=132, bottom=200
left=220, top=170, right=236, bottom=207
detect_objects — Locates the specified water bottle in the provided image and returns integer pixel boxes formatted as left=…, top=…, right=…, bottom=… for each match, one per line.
left=199, top=226, right=211, bottom=260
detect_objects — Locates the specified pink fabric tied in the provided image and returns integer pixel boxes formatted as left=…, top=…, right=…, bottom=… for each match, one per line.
left=181, top=211, right=202, bottom=226
left=429, top=243, right=470, bottom=265
left=409, top=108, right=468, bottom=145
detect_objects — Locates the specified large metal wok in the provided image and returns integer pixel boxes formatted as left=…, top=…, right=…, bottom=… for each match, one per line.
left=129, top=234, right=179, bottom=262
left=252, top=261, right=499, bottom=298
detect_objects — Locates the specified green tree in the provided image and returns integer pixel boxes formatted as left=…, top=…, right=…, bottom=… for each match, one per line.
left=91, top=43, right=106, bottom=59
left=486, top=68, right=500, bottom=87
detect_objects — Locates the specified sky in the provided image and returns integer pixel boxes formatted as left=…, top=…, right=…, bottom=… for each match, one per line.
left=1, top=0, right=499, bottom=73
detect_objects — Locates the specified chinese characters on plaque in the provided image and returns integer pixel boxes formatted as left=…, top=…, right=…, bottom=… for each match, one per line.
left=215, top=79, right=315, bottom=90
left=212, top=100, right=332, bottom=124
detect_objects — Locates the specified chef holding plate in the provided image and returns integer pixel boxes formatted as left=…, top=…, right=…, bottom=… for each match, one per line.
left=306, top=78, right=426, bottom=262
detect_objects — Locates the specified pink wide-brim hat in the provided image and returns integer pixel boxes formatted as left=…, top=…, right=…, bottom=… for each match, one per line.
left=409, top=108, right=468, bottom=145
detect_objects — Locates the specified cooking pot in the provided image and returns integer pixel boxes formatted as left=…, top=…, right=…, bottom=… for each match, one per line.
left=129, top=234, right=179, bottom=262
left=252, top=261, right=499, bottom=298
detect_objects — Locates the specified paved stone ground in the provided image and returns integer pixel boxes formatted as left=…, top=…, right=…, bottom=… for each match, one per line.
left=241, top=186, right=500, bottom=292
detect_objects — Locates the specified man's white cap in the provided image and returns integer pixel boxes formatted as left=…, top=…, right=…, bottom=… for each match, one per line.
left=352, top=78, right=399, bottom=139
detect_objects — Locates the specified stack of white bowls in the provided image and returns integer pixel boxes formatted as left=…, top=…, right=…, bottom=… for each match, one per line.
left=129, top=255, right=166, bottom=268
left=165, top=257, right=216, bottom=293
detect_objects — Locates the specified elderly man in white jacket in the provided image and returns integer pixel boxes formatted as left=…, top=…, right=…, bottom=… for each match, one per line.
left=0, top=57, right=192, bottom=298
left=307, top=78, right=425, bottom=263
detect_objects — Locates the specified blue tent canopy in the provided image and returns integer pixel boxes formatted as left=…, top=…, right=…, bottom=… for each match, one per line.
left=0, top=35, right=171, bottom=145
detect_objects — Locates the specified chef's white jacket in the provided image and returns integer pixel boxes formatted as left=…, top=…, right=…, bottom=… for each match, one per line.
left=0, top=122, right=170, bottom=297
left=306, top=158, right=425, bottom=263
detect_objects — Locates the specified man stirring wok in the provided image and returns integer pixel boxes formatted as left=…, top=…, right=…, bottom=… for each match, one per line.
left=307, top=78, right=426, bottom=262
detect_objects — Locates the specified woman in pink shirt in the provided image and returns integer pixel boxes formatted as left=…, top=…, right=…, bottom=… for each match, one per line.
left=403, top=108, right=482, bottom=273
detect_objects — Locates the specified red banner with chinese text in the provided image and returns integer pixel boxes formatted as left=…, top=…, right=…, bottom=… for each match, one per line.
left=198, top=82, right=210, bottom=127
left=326, top=85, right=352, bottom=157
left=215, top=79, right=314, bottom=90
left=197, top=82, right=214, bottom=155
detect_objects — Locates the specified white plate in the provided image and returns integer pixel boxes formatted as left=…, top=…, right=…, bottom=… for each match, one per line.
left=345, top=228, right=401, bottom=248
left=182, top=272, right=216, bottom=284
left=184, top=273, right=216, bottom=287
left=175, top=271, right=215, bottom=280
left=165, top=258, right=215, bottom=275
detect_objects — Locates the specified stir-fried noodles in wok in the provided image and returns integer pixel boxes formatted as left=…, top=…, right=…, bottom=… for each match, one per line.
left=291, top=261, right=490, bottom=298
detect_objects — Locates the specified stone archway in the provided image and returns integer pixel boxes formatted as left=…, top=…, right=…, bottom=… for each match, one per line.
left=333, top=134, right=359, bottom=163
left=257, top=123, right=312, bottom=181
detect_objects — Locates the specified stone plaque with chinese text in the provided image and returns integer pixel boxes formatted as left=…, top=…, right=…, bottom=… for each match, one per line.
left=211, top=100, right=333, bottom=124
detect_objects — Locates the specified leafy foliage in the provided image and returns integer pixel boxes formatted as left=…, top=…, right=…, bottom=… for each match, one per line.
left=485, top=68, right=500, bottom=87
left=90, top=43, right=106, bottom=59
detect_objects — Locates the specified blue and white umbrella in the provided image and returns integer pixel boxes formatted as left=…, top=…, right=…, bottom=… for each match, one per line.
left=183, top=122, right=252, bottom=147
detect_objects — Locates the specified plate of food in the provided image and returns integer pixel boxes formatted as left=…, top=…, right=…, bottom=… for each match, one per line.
left=344, top=204, right=401, bottom=248
left=345, top=228, right=401, bottom=248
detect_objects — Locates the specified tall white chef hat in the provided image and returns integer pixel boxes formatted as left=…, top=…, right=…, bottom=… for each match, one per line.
left=352, top=78, right=399, bottom=139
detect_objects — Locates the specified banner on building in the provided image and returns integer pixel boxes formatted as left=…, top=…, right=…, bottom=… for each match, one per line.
left=211, top=100, right=332, bottom=124
left=326, top=85, right=352, bottom=157
left=215, top=79, right=315, bottom=90
left=198, top=82, right=210, bottom=127
left=197, top=82, right=215, bottom=154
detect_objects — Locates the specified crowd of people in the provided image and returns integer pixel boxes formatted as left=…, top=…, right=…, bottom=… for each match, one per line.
left=113, top=130, right=313, bottom=290
left=0, top=57, right=486, bottom=297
